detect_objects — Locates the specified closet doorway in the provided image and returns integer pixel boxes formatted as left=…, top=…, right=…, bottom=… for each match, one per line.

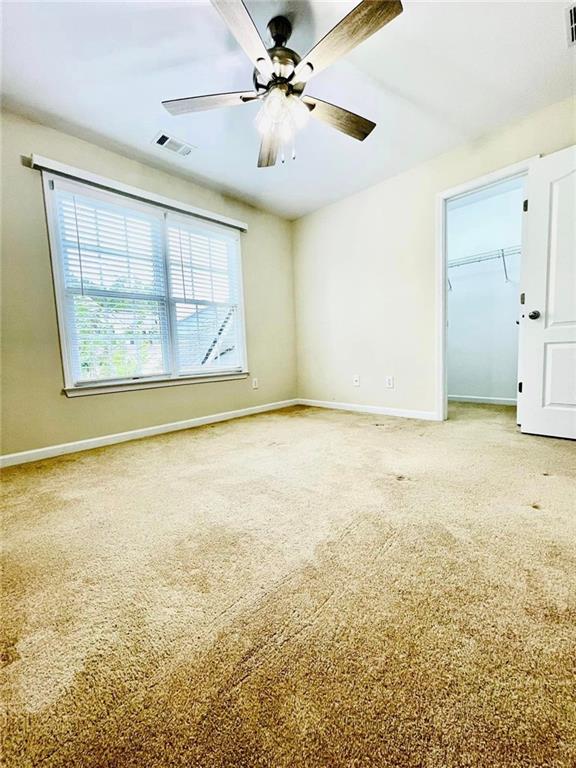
left=437, top=149, right=575, bottom=437
left=446, top=174, right=526, bottom=408
left=435, top=158, right=537, bottom=422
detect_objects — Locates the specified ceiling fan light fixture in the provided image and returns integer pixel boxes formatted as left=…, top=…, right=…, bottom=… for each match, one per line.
left=286, top=93, right=310, bottom=131
left=272, top=55, right=293, bottom=79
left=254, top=87, right=285, bottom=134
left=255, top=87, right=310, bottom=150
left=295, top=62, right=314, bottom=84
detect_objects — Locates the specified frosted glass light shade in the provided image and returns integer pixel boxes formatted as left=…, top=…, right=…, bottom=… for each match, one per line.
left=255, top=87, right=310, bottom=145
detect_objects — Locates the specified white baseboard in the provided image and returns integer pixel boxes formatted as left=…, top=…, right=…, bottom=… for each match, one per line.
left=1, top=397, right=443, bottom=468
left=298, top=399, right=440, bottom=421
left=0, top=399, right=298, bottom=468
left=448, top=395, right=517, bottom=406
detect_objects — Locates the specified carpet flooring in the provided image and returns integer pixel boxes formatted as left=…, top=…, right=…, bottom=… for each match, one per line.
left=1, top=403, right=575, bottom=767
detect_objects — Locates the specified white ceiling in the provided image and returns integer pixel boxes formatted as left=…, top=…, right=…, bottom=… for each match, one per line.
left=2, top=1, right=574, bottom=218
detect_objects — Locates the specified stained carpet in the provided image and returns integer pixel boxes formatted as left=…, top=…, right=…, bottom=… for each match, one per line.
left=1, top=403, right=575, bottom=767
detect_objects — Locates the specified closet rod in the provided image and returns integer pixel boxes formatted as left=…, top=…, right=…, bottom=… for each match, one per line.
left=448, top=245, right=521, bottom=269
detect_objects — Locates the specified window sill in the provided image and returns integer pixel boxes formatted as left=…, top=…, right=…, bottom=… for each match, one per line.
left=63, top=371, right=249, bottom=397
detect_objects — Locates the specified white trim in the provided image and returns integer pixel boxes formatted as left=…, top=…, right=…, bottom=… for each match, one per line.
left=434, top=191, right=448, bottom=422
left=437, top=157, right=539, bottom=205
left=298, top=399, right=439, bottom=421
left=448, top=395, right=517, bottom=405
left=42, top=171, right=74, bottom=388
left=435, top=156, right=540, bottom=423
left=1, top=398, right=446, bottom=467
left=31, top=154, right=248, bottom=232
left=64, top=372, right=249, bottom=397
left=0, top=400, right=298, bottom=467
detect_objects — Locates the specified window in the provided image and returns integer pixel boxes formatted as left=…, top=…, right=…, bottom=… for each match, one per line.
left=44, top=175, right=247, bottom=393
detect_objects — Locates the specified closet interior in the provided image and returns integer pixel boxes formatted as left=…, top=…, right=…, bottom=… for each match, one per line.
left=446, top=175, right=526, bottom=406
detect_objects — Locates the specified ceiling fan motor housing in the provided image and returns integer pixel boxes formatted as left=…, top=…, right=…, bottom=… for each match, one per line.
left=268, top=15, right=292, bottom=46
left=253, top=17, right=302, bottom=93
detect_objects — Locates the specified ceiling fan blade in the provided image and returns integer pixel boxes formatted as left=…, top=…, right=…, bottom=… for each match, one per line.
left=303, top=96, right=375, bottom=141
left=293, top=1, right=403, bottom=82
left=211, top=0, right=273, bottom=81
left=162, top=91, right=259, bottom=116
left=257, top=132, right=279, bottom=168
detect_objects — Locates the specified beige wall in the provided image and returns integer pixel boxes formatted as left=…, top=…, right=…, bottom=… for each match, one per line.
left=3, top=98, right=575, bottom=455
left=293, top=97, right=576, bottom=415
left=1, top=111, right=296, bottom=455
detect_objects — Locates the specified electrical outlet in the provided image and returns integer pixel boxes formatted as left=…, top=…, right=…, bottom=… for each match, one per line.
left=252, top=377, right=259, bottom=390
left=353, top=375, right=360, bottom=387
left=385, top=376, right=394, bottom=389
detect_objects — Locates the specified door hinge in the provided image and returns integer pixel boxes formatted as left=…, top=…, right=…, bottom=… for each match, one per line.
left=48, top=179, right=55, bottom=190
left=523, top=199, right=528, bottom=212
left=518, top=382, right=523, bottom=393
left=520, top=292, right=525, bottom=305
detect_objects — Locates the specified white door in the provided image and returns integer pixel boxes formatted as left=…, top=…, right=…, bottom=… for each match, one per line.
left=518, top=145, right=576, bottom=439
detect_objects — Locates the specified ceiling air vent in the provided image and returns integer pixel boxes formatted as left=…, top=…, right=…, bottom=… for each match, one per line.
left=153, top=132, right=193, bottom=157
left=567, top=4, right=576, bottom=47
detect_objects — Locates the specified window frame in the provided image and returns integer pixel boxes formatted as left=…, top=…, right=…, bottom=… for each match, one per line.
left=42, top=172, right=249, bottom=396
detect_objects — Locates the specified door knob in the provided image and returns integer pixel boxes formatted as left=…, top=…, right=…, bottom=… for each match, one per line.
left=528, top=310, right=541, bottom=320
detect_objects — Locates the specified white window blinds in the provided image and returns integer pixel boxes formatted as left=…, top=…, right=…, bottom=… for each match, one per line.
left=46, top=176, right=246, bottom=389
left=166, top=214, right=242, bottom=375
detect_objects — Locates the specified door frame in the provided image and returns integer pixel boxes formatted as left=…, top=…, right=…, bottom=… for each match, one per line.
left=434, top=157, right=540, bottom=420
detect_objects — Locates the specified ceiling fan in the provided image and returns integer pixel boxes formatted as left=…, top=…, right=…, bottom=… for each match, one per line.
left=162, top=0, right=403, bottom=167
